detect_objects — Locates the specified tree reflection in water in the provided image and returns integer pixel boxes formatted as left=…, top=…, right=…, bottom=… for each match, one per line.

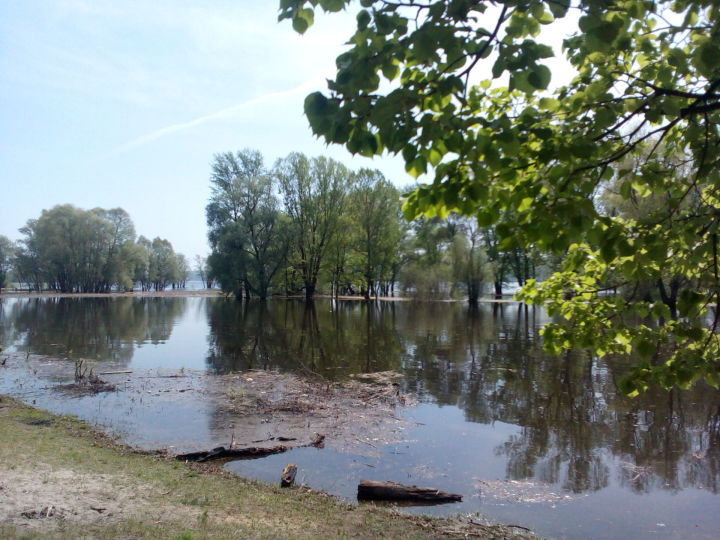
left=2, top=296, right=718, bottom=497
left=4, top=297, right=187, bottom=364
left=206, top=299, right=720, bottom=495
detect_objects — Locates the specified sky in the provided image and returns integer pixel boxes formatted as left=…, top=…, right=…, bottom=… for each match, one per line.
left=0, top=1, right=577, bottom=261
left=0, top=0, right=412, bottom=260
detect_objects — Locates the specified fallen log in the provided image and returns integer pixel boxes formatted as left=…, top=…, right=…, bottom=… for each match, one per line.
left=280, top=463, right=297, bottom=487
left=176, top=444, right=291, bottom=462
left=357, top=480, right=462, bottom=503
left=176, top=433, right=326, bottom=463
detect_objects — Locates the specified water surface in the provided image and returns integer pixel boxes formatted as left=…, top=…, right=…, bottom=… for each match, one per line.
left=1, top=296, right=718, bottom=540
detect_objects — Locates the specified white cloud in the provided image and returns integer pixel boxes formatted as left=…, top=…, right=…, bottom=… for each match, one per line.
left=111, top=79, right=318, bottom=154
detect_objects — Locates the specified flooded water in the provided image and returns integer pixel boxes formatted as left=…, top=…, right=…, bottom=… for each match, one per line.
left=1, top=296, right=719, bottom=540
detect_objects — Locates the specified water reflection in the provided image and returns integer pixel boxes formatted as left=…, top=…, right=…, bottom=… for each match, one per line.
left=2, top=297, right=187, bottom=362
left=1, top=296, right=719, bottom=501
left=203, top=299, right=720, bottom=497
left=205, top=299, right=402, bottom=377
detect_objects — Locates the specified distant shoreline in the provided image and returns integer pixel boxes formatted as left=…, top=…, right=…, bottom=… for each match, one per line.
left=0, top=289, right=519, bottom=303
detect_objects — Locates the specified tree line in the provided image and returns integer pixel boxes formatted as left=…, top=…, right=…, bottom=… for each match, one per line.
left=204, top=149, right=556, bottom=302
left=0, top=204, right=188, bottom=293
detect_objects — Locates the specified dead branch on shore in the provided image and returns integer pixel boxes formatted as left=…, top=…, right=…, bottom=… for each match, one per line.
left=176, top=433, right=325, bottom=463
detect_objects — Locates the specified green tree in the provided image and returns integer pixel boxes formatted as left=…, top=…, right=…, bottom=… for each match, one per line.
left=449, top=217, right=491, bottom=304
left=399, top=217, right=453, bottom=298
left=136, top=236, right=183, bottom=292
left=0, top=235, right=15, bottom=289
left=0, top=235, right=15, bottom=292
left=275, top=152, right=353, bottom=301
left=206, top=150, right=289, bottom=299
left=350, top=169, right=405, bottom=299
left=194, top=255, right=214, bottom=289
left=281, top=0, right=720, bottom=393
left=15, top=205, right=140, bottom=293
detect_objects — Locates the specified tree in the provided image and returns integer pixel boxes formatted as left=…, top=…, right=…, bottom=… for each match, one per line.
left=0, top=235, right=14, bottom=289
left=206, top=150, right=289, bottom=299
left=350, top=170, right=405, bottom=299
left=194, top=255, right=214, bottom=289
left=15, top=205, right=139, bottom=293
left=136, top=236, right=183, bottom=291
left=275, top=153, right=353, bottom=301
left=399, top=217, right=453, bottom=298
left=449, top=217, right=490, bottom=304
left=281, top=1, right=720, bottom=393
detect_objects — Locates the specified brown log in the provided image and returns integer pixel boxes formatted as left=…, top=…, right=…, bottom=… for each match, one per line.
left=176, top=445, right=290, bottom=462
left=176, top=433, right=326, bottom=463
left=280, top=463, right=298, bottom=487
left=357, top=480, right=462, bottom=503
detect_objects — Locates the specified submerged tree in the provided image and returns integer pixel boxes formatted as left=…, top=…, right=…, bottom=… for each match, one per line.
left=275, top=153, right=353, bottom=301
left=206, top=150, right=289, bottom=299
left=194, top=255, right=214, bottom=289
left=136, top=236, right=185, bottom=292
left=350, top=169, right=405, bottom=299
left=450, top=217, right=490, bottom=304
left=15, top=205, right=140, bottom=292
left=0, top=235, right=14, bottom=289
left=280, top=0, right=720, bottom=393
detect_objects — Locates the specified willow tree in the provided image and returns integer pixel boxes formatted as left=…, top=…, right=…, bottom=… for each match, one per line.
left=275, top=153, right=353, bottom=301
left=207, top=150, right=288, bottom=299
left=351, top=170, right=404, bottom=299
left=280, top=0, right=720, bottom=393
left=15, top=205, right=139, bottom=292
left=0, top=235, right=14, bottom=289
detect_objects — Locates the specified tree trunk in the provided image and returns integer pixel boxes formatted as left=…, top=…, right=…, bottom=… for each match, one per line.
left=305, top=282, right=316, bottom=302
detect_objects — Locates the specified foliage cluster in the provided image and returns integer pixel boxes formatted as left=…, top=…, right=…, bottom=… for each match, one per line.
left=206, top=150, right=406, bottom=300
left=205, top=149, right=548, bottom=301
left=3, top=205, right=187, bottom=292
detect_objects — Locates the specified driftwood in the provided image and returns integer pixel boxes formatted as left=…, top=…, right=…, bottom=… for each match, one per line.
left=280, top=463, right=298, bottom=487
left=177, top=445, right=291, bottom=462
left=177, top=433, right=326, bottom=463
left=357, top=480, right=462, bottom=503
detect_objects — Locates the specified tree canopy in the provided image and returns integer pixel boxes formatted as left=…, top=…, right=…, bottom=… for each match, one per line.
left=11, top=205, right=186, bottom=293
left=280, top=0, right=720, bottom=393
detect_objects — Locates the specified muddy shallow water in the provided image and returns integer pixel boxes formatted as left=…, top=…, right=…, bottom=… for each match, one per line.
left=1, top=296, right=719, bottom=540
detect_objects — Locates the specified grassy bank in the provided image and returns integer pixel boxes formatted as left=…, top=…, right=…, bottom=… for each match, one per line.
left=0, top=395, right=532, bottom=539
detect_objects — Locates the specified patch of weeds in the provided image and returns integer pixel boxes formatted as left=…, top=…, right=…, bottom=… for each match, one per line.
left=22, top=417, right=53, bottom=427
left=198, top=509, right=209, bottom=527
left=181, top=494, right=210, bottom=506
left=174, top=532, right=195, bottom=540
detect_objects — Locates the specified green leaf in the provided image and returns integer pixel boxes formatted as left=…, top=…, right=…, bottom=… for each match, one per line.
left=527, top=65, right=551, bottom=90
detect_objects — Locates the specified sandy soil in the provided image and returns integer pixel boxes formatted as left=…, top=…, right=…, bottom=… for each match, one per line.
left=0, top=466, right=194, bottom=531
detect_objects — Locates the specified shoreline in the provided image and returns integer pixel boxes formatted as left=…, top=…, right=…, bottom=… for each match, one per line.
left=0, top=394, right=535, bottom=539
left=0, top=289, right=520, bottom=303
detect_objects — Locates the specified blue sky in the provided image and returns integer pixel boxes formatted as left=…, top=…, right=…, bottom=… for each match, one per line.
left=1, top=1, right=577, bottom=262
left=0, top=0, right=410, bottom=260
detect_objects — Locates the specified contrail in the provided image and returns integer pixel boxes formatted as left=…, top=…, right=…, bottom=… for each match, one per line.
left=111, top=80, right=317, bottom=154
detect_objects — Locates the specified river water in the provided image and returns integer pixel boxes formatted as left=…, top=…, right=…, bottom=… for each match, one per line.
left=0, top=296, right=718, bottom=540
